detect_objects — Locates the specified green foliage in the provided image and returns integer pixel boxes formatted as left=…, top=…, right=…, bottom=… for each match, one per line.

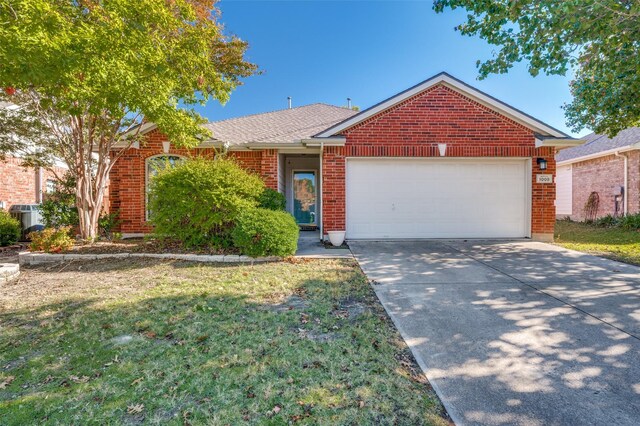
left=0, top=210, right=21, bottom=246
left=232, top=208, right=299, bottom=257
left=40, top=173, right=79, bottom=228
left=29, top=227, right=74, bottom=253
left=619, top=213, right=640, bottom=231
left=258, top=188, right=286, bottom=211
left=98, top=211, right=121, bottom=240
left=433, top=0, right=640, bottom=136
left=0, top=0, right=256, bottom=239
left=594, top=214, right=619, bottom=228
left=148, top=157, right=265, bottom=248
left=0, top=0, right=257, bottom=149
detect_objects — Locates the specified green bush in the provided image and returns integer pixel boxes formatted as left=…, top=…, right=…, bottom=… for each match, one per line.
left=258, top=188, right=286, bottom=211
left=98, top=211, right=121, bottom=240
left=0, top=210, right=21, bottom=246
left=595, top=214, right=619, bottom=228
left=40, top=173, right=79, bottom=228
left=29, top=227, right=75, bottom=253
left=620, top=213, right=640, bottom=230
left=232, top=208, right=299, bottom=257
left=148, top=157, right=265, bottom=248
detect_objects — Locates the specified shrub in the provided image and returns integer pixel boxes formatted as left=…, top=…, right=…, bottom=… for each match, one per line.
left=232, top=208, right=299, bottom=257
left=40, top=173, right=79, bottom=228
left=148, top=157, right=265, bottom=248
left=258, top=188, right=286, bottom=211
left=620, top=213, right=640, bottom=230
left=595, top=214, right=619, bottom=228
left=98, top=211, right=121, bottom=240
left=29, top=227, right=75, bottom=253
left=0, top=210, right=21, bottom=246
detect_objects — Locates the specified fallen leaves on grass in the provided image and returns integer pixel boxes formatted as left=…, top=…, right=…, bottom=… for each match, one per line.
left=127, top=404, right=144, bottom=415
left=70, top=375, right=90, bottom=384
left=0, top=375, right=15, bottom=389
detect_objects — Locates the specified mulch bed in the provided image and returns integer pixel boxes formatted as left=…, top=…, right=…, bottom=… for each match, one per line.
left=60, top=238, right=241, bottom=256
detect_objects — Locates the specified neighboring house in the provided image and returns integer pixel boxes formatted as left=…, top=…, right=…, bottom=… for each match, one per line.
left=109, top=72, right=581, bottom=242
left=555, top=128, right=640, bottom=220
left=0, top=102, right=66, bottom=211
left=0, top=156, right=65, bottom=211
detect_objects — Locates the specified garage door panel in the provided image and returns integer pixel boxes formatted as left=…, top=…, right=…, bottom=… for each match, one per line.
left=346, top=159, right=528, bottom=239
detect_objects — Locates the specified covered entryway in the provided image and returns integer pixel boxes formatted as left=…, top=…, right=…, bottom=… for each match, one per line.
left=346, top=158, right=530, bottom=239
left=280, top=154, right=320, bottom=230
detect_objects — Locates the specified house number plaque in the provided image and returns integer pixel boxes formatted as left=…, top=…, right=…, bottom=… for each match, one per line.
left=536, top=174, right=553, bottom=184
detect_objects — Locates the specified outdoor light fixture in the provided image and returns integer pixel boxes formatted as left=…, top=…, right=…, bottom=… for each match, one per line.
left=537, top=158, right=548, bottom=170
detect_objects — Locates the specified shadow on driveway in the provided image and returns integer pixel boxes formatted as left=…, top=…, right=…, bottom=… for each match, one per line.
left=352, top=240, right=640, bottom=426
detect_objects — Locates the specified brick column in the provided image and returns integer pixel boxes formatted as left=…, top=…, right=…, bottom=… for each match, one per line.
left=260, top=149, right=279, bottom=190
left=531, top=147, right=556, bottom=241
left=321, top=146, right=346, bottom=236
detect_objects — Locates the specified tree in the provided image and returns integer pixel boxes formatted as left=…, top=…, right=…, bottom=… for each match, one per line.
left=0, top=0, right=256, bottom=240
left=433, top=0, right=640, bottom=136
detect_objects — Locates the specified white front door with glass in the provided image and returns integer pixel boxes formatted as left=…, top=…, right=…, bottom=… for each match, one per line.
left=292, top=170, right=317, bottom=226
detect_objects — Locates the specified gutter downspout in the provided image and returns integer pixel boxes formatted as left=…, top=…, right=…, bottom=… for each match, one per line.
left=319, top=142, right=324, bottom=242
left=36, top=167, right=43, bottom=203
left=615, top=151, right=628, bottom=215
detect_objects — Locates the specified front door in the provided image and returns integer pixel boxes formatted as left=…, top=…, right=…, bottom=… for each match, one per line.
left=293, top=170, right=317, bottom=226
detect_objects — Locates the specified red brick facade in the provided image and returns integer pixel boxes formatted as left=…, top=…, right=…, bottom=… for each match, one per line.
left=109, top=130, right=278, bottom=233
left=108, top=84, right=558, bottom=240
left=321, top=84, right=556, bottom=239
left=568, top=152, right=640, bottom=221
left=0, top=156, right=63, bottom=210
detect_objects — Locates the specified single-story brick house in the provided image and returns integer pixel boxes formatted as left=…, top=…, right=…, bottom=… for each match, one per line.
left=555, top=127, right=640, bottom=220
left=109, top=72, right=581, bottom=242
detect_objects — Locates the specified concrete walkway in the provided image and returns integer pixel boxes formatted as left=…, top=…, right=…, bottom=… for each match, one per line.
left=295, top=230, right=352, bottom=259
left=351, top=240, right=640, bottom=426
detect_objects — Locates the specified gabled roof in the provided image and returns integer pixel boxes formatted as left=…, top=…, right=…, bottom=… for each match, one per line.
left=314, top=72, right=570, bottom=139
left=203, top=103, right=357, bottom=146
left=556, top=127, right=640, bottom=163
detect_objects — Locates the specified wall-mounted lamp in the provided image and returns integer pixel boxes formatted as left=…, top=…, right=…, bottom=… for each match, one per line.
left=536, top=158, right=548, bottom=171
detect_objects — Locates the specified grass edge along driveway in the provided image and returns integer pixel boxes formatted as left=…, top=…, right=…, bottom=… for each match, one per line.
left=0, top=258, right=449, bottom=425
left=555, top=220, right=640, bottom=266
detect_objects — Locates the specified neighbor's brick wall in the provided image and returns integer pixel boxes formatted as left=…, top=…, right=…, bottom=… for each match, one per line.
left=569, top=152, right=640, bottom=221
left=0, top=156, right=64, bottom=210
left=321, top=84, right=556, bottom=238
left=109, top=129, right=277, bottom=233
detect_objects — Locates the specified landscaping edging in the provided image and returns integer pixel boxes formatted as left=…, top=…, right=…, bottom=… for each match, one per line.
left=18, top=251, right=280, bottom=265
left=0, top=263, right=20, bottom=284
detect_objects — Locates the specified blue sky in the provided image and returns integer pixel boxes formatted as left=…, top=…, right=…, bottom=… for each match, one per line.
left=196, top=1, right=586, bottom=137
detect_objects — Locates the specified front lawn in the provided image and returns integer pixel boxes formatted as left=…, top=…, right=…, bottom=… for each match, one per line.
left=0, top=258, right=448, bottom=425
left=555, top=220, right=640, bottom=265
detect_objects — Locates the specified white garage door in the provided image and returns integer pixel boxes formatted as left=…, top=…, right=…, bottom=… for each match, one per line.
left=346, top=158, right=529, bottom=239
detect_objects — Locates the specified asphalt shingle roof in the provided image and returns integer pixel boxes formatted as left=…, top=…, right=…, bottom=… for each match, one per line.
left=556, top=127, right=640, bottom=162
left=203, top=103, right=357, bottom=145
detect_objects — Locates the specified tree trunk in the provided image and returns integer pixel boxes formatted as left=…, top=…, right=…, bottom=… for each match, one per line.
left=74, top=134, right=111, bottom=241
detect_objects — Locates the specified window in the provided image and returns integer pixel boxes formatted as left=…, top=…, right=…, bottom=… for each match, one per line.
left=146, top=155, right=184, bottom=220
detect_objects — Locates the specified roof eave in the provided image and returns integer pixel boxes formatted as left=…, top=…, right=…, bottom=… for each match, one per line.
left=557, top=142, right=640, bottom=165
left=535, top=137, right=584, bottom=150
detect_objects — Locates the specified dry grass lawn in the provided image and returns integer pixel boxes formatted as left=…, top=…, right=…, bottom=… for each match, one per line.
left=0, top=258, right=449, bottom=425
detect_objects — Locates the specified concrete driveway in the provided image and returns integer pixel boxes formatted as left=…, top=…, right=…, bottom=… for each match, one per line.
left=350, top=240, right=640, bottom=426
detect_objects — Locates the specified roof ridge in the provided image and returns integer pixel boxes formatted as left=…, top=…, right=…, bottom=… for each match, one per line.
left=205, top=103, right=348, bottom=125
left=248, top=117, right=357, bottom=143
